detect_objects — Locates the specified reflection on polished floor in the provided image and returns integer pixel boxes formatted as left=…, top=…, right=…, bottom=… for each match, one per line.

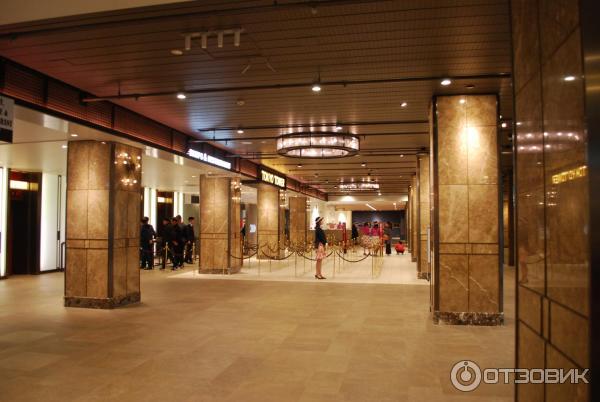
left=174, top=250, right=428, bottom=285
left=0, top=265, right=514, bottom=402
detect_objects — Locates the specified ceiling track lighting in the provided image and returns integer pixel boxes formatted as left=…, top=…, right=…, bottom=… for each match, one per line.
left=181, top=28, right=243, bottom=52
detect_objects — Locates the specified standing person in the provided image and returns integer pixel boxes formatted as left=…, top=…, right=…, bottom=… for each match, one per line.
left=314, top=216, right=327, bottom=279
left=140, top=217, right=156, bottom=270
left=184, top=217, right=196, bottom=264
left=351, top=223, right=359, bottom=246
left=170, top=217, right=184, bottom=270
left=383, top=221, right=392, bottom=255
left=161, top=217, right=174, bottom=270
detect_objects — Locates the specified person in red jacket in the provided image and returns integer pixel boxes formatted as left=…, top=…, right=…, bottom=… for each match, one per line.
left=395, top=241, right=405, bottom=255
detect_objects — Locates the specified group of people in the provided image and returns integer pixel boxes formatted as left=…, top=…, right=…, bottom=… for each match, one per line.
left=313, top=218, right=407, bottom=280
left=140, top=215, right=196, bottom=270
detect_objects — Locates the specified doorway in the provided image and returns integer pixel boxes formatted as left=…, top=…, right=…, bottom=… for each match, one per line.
left=6, top=171, right=41, bottom=275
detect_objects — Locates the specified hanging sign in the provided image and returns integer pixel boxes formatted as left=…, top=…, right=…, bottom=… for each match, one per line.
left=260, top=169, right=286, bottom=188
left=0, top=96, right=14, bottom=143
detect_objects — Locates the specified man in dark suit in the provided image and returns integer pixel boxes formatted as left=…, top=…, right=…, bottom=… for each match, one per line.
left=184, top=217, right=196, bottom=264
left=140, top=217, right=156, bottom=270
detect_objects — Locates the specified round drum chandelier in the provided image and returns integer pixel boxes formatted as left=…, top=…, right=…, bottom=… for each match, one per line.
left=276, top=131, right=360, bottom=158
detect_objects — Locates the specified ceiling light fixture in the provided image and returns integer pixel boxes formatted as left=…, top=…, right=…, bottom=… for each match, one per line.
left=401, top=102, right=408, bottom=107
left=361, top=162, right=366, bottom=167
left=176, top=93, right=187, bottom=100
left=276, top=131, right=360, bottom=158
left=459, top=98, right=466, bottom=104
left=335, top=125, right=342, bottom=131
left=297, top=163, right=303, bottom=168
left=171, top=49, right=183, bottom=56
left=441, top=79, right=452, bottom=86
left=237, top=129, right=244, bottom=134
left=399, top=154, right=404, bottom=158
left=70, top=133, right=78, bottom=137
left=501, top=122, right=507, bottom=128
left=564, top=75, right=576, bottom=81
left=366, top=203, right=377, bottom=211
left=311, top=83, right=322, bottom=92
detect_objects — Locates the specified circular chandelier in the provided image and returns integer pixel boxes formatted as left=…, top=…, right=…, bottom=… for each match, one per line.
left=276, top=131, right=359, bottom=158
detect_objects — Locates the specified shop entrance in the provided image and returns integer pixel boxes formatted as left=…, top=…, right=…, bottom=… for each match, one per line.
left=7, top=171, right=41, bottom=275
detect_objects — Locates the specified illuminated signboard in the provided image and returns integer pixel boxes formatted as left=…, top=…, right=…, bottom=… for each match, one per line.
left=187, top=148, right=231, bottom=170
left=551, top=165, right=587, bottom=184
left=260, top=169, right=286, bottom=188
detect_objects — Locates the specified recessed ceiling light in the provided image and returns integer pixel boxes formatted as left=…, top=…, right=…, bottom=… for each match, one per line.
left=171, top=49, right=183, bottom=56
left=237, top=129, right=244, bottom=134
left=70, top=133, right=78, bottom=137
left=400, top=102, right=408, bottom=107
left=399, top=154, right=404, bottom=158
left=297, top=164, right=303, bottom=168
left=335, top=125, right=342, bottom=131
left=501, top=122, right=507, bottom=128
left=563, top=75, right=576, bottom=81
left=192, top=175, right=197, bottom=178
left=311, top=83, right=321, bottom=92
left=101, top=141, right=106, bottom=144
left=236, top=99, right=246, bottom=106
left=361, top=162, right=366, bottom=167
left=61, top=145, right=68, bottom=149
left=459, top=99, right=466, bottom=104
left=516, top=122, right=522, bottom=126
left=176, top=93, right=186, bottom=100
left=465, top=84, right=475, bottom=89
left=242, top=141, right=252, bottom=145
left=441, top=79, right=452, bottom=86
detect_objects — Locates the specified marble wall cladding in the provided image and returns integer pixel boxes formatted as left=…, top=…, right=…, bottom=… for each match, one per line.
left=65, top=141, right=141, bottom=308
left=229, top=180, right=242, bottom=272
left=410, top=175, right=418, bottom=262
left=433, top=95, right=501, bottom=322
left=257, top=184, right=280, bottom=258
left=289, top=197, right=307, bottom=245
left=511, top=1, right=590, bottom=399
left=199, top=176, right=233, bottom=272
left=517, top=323, right=545, bottom=402
left=417, top=155, right=430, bottom=275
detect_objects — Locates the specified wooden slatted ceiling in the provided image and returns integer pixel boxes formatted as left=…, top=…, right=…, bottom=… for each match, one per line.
left=0, top=0, right=512, bottom=195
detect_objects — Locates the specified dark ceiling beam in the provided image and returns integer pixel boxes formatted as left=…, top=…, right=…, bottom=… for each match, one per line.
left=190, top=131, right=429, bottom=142
left=82, top=73, right=510, bottom=103
left=0, top=0, right=405, bottom=38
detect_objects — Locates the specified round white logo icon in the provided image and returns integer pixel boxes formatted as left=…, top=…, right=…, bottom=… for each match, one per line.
left=451, top=360, right=482, bottom=392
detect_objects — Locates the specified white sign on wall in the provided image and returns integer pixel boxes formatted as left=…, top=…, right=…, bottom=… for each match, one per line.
left=187, top=148, right=231, bottom=170
left=0, top=96, right=14, bottom=143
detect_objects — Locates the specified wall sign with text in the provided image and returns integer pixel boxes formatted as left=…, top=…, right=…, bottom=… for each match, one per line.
left=0, top=95, right=14, bottom=143
left=260, top=169, right=286, bottom=188
left=187, top=148, right=231, bottom=170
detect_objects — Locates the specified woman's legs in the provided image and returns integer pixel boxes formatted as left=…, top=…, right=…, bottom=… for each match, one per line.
left=316, top=259, right=322, bottom=277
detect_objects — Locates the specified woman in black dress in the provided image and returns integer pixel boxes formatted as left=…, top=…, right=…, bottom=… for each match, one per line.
left=314, top=216, right=327, bottom=279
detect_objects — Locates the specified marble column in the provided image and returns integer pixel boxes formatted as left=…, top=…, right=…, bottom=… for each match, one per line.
left=65, top=141, right=141, bottom=309
left=257, top=183, right=280, bottom=258
left=198, top=176, right=241, bottom=273
left=431, top=94, right=502, bottom=325
left=410, top=174, right=418, bottom=262
left=511, top=1, right=590, bottom=400
left=289, top=196, right=307, bottom=246
left=417, top=154, right=431, bottom=280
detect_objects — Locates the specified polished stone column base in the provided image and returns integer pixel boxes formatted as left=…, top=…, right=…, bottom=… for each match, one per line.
left=433, top=311, right=504, bottom=326
left=417, top=272, right=431, bottom=281
left=64, top=292, right=141, bottom=309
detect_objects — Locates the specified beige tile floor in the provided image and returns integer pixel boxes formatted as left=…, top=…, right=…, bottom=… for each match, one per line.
left=0, top=257, right=515, bottom=402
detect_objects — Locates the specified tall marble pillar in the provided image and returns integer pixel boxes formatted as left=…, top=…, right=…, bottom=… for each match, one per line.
left=65, top=141, right=141, bottom=308
left=410, top=175, right=418, bottom=262
left=289, top=196, right=307, bottom=246
left=257, top=183, right=280, bottom=258
left=511, top=1, right=590, bottom=400
left=417, top=154, right=431, bottom=280
left=431, top=95, right=502, bottom=325
left=198, top=176, right=241, bottom=273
